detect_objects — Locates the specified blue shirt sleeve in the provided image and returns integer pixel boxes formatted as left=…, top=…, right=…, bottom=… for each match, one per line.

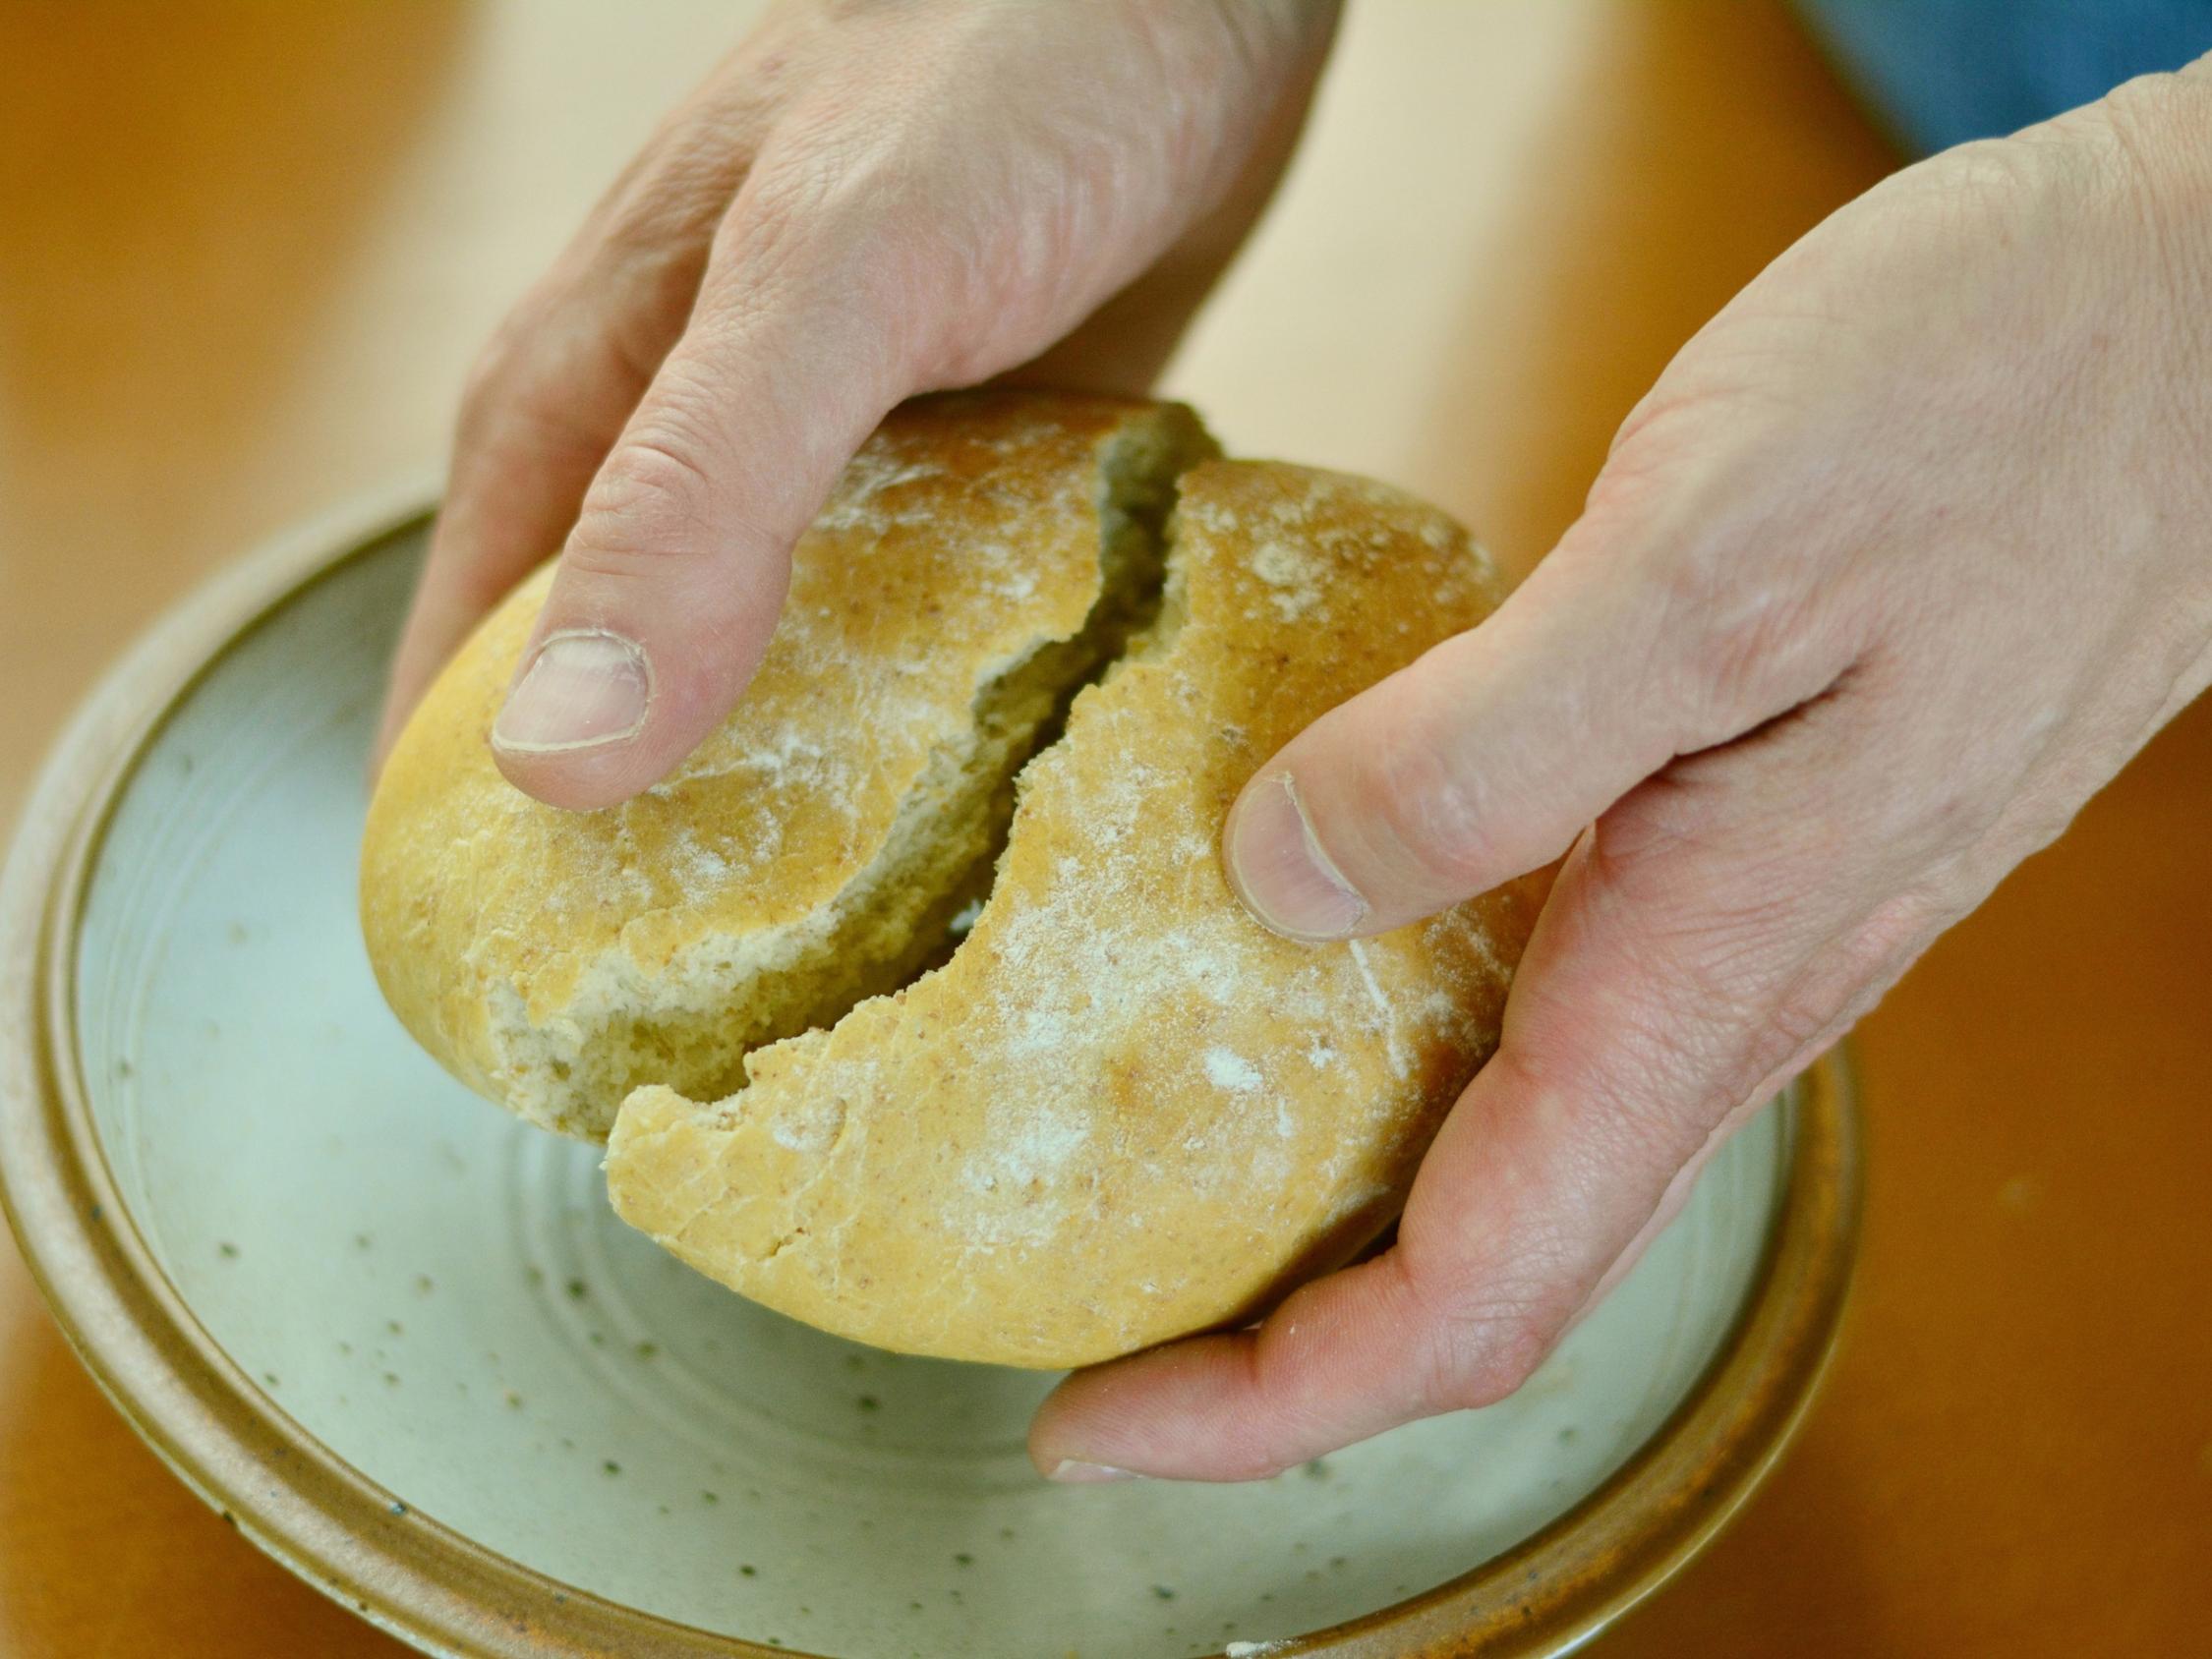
left=1791, top=0, right=2212, bottom=155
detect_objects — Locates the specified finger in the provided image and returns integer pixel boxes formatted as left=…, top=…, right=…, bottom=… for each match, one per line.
left=1028, top=1011, right=1680, bottom=1483
left=1453, top=678, right=1946, bottom=1330
left=491, top=3, right=1349, bottom=808
left=1563, top=873, right=1932, bottom=1330
left=1567, top=1005, right=1855, bottom=1326
left=481, top=145, right=948, bottom=809
left=374, top=305, right=675, bottom=774
left=371, top=101, right=761, bottom=774
left=1222, top=491, right=1866, bottom=941
left=997, top=0, right=1340, bottom=398
left=1034, top=695, right=1923, bottom=1480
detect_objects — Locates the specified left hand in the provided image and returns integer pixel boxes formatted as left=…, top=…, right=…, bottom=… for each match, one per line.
left=372, top=0, right=1337, bottom=809
left=1030, top=64, right=2212, bottom=1480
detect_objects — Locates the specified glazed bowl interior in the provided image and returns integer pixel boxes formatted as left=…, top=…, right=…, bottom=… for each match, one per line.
left=20, top=509, right=1849, bottom=1659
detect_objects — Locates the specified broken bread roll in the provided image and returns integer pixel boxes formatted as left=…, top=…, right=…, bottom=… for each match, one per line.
left=363, top=391, right=1544, bottom=1367
left=365, top=394, right=1213, bottom=1138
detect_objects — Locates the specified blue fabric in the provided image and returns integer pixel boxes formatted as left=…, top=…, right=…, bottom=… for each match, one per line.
left=1791, top=0, right=2212, bottom=155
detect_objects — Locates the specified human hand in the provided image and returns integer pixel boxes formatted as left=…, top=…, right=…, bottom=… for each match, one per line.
left=1030, top=66, right=2212, bottom=1480
left=374, top=0, right=1339, bottom=808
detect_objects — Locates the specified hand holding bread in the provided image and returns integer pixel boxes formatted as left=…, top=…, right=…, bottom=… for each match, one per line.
left=369, top=0, right=1342, bottom=810
left=369, top=0, right=2212, bottom=1482
left=365, top=394, right=1544, bottom=1367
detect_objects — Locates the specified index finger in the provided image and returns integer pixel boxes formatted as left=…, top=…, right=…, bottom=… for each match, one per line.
left=370, top=86, right=760, bottom=772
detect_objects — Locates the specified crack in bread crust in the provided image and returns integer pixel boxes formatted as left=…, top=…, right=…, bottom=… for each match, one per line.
left=602, top=457, right=1547, bottom=1368
left=362, top=394, right=1217, bottom=1139
left=364, top=395, right=1544, bottom=1367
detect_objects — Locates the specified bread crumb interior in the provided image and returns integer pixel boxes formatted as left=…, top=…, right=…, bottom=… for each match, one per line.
left=512, top=413, right=1214, bottom=1138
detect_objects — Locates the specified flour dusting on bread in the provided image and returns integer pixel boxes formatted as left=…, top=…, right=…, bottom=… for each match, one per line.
left=363, top=396, right=1544, bottom=1368
left=603, top=457, right=1546, bottom=1366
left=363, top=395, right=1216, bottom=1138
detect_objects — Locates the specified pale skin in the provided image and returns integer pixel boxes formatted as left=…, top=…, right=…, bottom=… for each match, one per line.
left=375, top=0, right=2212, bottom=1481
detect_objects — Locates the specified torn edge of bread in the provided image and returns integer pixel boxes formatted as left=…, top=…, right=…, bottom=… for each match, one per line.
left=599, top=462, right=1537, bottom=1367
left=597, top=472, right=1228, bottom=1350
left=480, top=403, right=1219, bottom=1138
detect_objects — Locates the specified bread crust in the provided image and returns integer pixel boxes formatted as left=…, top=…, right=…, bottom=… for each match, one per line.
left=365, top=394, right=1543, bottom=1366
left=605, top=456, right=1545, bottom=1367
left=362, top=393, right=1210, bottom=1137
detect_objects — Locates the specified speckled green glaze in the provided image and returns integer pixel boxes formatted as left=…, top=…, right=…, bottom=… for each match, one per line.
left=70, top=531, right=1793, bottom=1659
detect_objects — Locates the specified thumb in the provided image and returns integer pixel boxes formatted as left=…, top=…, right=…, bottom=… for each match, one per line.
left=488, top=177, right=919, bottom=810
left=1222, top=512, right=1851, bottom=937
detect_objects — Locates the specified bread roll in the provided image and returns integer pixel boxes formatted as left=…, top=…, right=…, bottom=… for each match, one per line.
left=365, top=395, right=1213, bottom=1138
left=363, top=392, right=1543, bottom=1367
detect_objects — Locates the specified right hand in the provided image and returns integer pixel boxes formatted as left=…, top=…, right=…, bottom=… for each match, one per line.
left=1029, top=62, right=2212, bottom=1480
left=373, top=0, right=1341, bottom=810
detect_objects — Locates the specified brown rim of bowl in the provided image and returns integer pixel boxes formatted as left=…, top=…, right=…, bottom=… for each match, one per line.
left=0, top=485, right=1864, bottom=1659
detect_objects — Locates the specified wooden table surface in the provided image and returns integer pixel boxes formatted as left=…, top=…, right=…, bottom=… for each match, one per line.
left=2, top=3, right=2205, bottom=1653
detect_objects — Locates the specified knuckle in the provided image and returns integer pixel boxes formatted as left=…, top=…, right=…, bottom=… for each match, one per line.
left=1216, top=1435, right=1301, bottom=1485
left=719, top=172, right=911, bottom=361
left=573, top=428, right=718, bottom=561
left=1397, top=1229, right=1572, bottom=1414
left=1468, top=1315, right=1557, bottom=1405
left=1412, top=1292, right=1557, bottom=1414
left=1598, top=386, right=1738, bottom=497
left=1374, top=740, right=1493, bottom=893
left=737, top=115, right=930, bottom=265
left=2046, top=69, right=2200, bottom=204
left=1875, top=133, right=2053, bottom=252
left=1224, top=1321, right=1332, bottom=1479
left=2037, top=76, right=2212, bottom=352
left=1353, top=674, right=1507, bottom=897
left=454, top=317, right=532, bottom=444
left=1928, top=135, right=2047, bottom=211
left=726, top=101, right=1004, bottom=383
left=606, top=127, right=748, bottom=260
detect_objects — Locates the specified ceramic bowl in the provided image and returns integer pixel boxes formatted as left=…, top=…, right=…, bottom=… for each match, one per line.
left=0, top=489, right=1860, bottom=1659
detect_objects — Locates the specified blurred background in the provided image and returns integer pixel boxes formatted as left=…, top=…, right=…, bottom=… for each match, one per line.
left=1, top=2, right=2205, bottom=1653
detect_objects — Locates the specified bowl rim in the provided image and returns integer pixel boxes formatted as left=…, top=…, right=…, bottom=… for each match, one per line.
left=0, top=485, right=1863, bottom=1659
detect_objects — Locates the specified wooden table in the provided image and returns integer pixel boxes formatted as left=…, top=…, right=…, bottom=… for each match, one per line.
left=2, top=3, right=2204, bottom=1652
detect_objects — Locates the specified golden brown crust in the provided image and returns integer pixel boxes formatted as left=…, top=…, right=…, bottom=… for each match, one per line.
left=366, top=394, right=1541, bottom=1367
left=605, top=457, right=1545, bottom=1367
left=361, top=393, right=1209, bottom=1136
